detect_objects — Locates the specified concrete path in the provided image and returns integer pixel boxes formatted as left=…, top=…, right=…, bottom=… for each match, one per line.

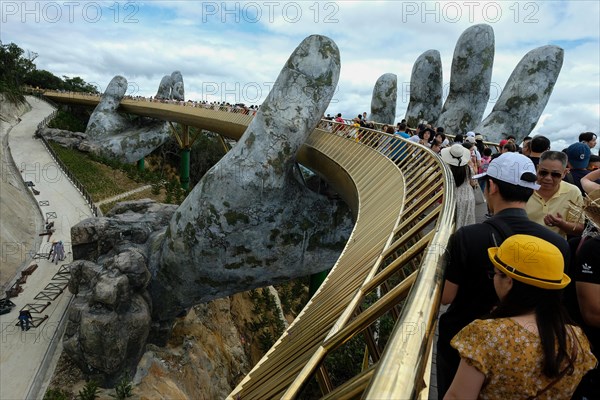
left=0, top=96, right=93, bottom=400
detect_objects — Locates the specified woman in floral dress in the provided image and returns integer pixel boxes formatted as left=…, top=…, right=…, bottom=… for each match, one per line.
left=444, top=234, right=597, bottom=399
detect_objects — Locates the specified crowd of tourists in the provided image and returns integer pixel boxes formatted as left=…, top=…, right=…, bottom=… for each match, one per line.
left=48, top=92, right=599, bottom=397
left=432, top=130, right=600, bottom=399
left=327, top=112, right=599, bottom=399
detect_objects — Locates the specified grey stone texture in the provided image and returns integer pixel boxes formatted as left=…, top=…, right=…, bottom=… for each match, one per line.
left=435, top=24, right=494, bottom=134
left=63, top=199, right=177, bottom=386
left=474, top=45, right=564, bottom=143
left=155, top=71, right=184, bottom=101
left=64, top=35, right=353, bottom=385
left=156, top=75, right=173, bottom=100
left=405, top=50, right=443, bottom=128
left=153, top=34, right=349, bottom=322
left=37, top=127, right=86, bottom=149
left=85, top=75, right=171, bottom=163
left=370, top=73, right=397, bottom=124
left=171, top=71, right=185, bottom=101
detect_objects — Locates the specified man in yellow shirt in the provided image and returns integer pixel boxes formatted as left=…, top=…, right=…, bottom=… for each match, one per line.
left=526, top=151, right=584, bottom=237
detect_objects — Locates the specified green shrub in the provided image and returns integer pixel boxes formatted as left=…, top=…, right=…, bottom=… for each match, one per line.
left=0, top=81, right=25, bottom=105
left=77, top=380, right=99, bottom=400
left=111, top=375, right=133, bottom=399
left=47, top=110, right=86, bottom=132
left=43, top=387, right=70, bottom=400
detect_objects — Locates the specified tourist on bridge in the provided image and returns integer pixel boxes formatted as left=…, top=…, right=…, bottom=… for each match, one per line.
left=566, top=187, right=600, bottom=399
left=443, top=235, right=597, bottom=399
left=565, top=142, right=592, bottom=196
left=525, top=151, right=584, bottom=238
left=579, top=131, right=597, bottom=150
left=527, top=135, right=551, bottom=170
left=440, top=144, right=475, bottom=229
left=436, top=152, right=570, bottom=399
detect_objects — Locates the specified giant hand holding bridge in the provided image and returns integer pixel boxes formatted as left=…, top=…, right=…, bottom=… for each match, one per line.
left=61, top=25, right=564, bottom=386
left=63, top=34, right=353, bottom=385
left=84, top=75, right=171, bottom=163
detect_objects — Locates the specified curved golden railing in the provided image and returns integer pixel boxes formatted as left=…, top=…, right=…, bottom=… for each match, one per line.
left=42, top=91, right=455, bottom=399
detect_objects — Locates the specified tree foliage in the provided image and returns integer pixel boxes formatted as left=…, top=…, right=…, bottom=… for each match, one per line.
left=0, top=41, right=99, bottom=100
left=0, top=41, right=36, bottom=87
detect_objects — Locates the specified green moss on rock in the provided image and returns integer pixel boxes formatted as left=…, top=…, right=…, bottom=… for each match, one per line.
left=224, top=211, right=250, bottom=225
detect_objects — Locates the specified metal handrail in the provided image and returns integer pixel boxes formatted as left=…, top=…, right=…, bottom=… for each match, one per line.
left=230, top=121, right=454, bottom=399
left=45, top=92, right=454, bottom=399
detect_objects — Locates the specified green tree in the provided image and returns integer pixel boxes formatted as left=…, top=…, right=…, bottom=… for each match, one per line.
left=0, top=41, right=37, bottom=103
left=0, top=42, right=37, bottom=86
left=25, top=69, right=64, bottom=90
left=63, top=75, right=99, bottom=93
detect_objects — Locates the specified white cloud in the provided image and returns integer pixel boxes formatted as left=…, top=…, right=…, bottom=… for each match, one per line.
left=2, top=0, right=598, bottom=149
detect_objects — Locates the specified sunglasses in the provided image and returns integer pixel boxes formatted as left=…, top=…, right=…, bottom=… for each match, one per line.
left=538, top=170, right=563, bottom=179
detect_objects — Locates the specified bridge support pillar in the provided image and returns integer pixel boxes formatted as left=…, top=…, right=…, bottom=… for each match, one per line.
left=169, top=123, right=198, bottom=191
left=180, top=148, right=190, bottom=190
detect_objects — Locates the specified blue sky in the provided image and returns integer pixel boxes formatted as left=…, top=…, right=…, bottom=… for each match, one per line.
left=2, top=0, right=599, bottom=152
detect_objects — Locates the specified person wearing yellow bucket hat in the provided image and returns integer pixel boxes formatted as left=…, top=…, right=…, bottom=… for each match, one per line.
left=444, top=235, right=597, bottom=400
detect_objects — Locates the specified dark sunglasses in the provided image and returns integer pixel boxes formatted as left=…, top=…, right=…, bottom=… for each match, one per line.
left=538, top=170, right=562, bottom=179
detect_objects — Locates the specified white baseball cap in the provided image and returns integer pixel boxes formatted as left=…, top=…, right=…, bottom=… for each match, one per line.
left=466, top=131, right=476, bottom=137
left=473, top=153, right=540, bottom=190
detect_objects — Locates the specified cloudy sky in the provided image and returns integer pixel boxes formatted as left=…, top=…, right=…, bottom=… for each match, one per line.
left=3, top=0, right=599, bottom=152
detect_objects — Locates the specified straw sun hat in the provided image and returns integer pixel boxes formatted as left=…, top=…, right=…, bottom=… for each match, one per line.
left=488, top=234, right=570, bottom=290
left=580, top=189, right=600, bottom=229
left=440, top=144, right=470, bottom=167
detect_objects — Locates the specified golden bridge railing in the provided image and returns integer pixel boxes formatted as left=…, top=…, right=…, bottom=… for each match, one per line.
left=230, top=121, right=455, bottom=399
left=42, top=91, right=455, bottom=399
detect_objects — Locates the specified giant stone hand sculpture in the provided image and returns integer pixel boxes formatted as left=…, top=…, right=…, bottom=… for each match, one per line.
left=402, top=24, right=563, bottom=143
left=64, top=34, right=351, bottom=386
left=155, top=71, right=185, bottom=101
left=85, top=76, right=171, bottom=163
left=62, top=24, right=565, bottom=386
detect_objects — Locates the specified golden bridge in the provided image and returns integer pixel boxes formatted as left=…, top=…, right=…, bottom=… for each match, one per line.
left=44, top=91, right=455, bottom=399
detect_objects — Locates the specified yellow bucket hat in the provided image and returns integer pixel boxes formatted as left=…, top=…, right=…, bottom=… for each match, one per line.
left=488, top=234, right=570, bottom=290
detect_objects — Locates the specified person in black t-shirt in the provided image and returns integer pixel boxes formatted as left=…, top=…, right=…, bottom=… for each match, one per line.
left=436, top=153, right=570, bottom=400
left=566, top=189, right=600, bottom=399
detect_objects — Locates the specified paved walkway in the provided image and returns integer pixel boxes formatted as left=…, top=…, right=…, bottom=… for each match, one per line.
left=0, top=96, right=93, bottom=400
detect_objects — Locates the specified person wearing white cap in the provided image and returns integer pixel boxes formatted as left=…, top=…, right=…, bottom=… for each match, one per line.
left=436, top=152, right=571, bottom=399
left=440, top=144, right=476, bottom=228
